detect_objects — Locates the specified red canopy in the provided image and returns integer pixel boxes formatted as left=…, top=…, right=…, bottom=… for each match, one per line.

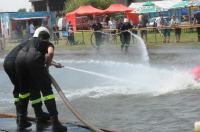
left=66, top=5, right=105, bottom=31
left=104, top=3, right=134, bottom=13
left=67, top=5, right=105, bottom=16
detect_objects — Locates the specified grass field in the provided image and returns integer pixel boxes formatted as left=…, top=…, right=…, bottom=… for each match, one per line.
left=1, top=29, right=200, bottom=54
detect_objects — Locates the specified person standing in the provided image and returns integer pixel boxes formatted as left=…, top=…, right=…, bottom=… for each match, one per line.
left=138, top=14, right=148, bottom=42
left=52, top=24, right=59, bottom=44
left=15, top=26, right=67, bottom=131
left=119, top=18, right=133, bottom=52
left=67, top=21, right=76, bottom=45
left=193, top=12, right=200, bottom=42
left=170, top=15, right=181, bottom=42
left=29, top=21, right=35, bottom=38
left=91, top=19, right=103, bottom=48
left=108, top=17, right=117, bottom=44
left=160, top=16, right=170, bottom=43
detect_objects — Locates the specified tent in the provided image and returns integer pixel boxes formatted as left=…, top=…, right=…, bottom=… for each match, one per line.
left=154, top=0, right=178, bottom=10
left=104, top=3, right=134, bottom=13
left=132, top=1, right=166, bottom=14
left=143, top=1, right=155, bottom=6
left=67, top=5, right=105, bottom=16
left=188, top=0, right=200, bottom=6
left=66, top=5, right=105, bottom=31
left=172, top=0, right=189, bottom=8
left=134, top=6, right=166, bottom=14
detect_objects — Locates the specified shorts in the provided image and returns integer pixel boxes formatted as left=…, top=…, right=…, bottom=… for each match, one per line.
left=162, top=29, right=170, bottom=37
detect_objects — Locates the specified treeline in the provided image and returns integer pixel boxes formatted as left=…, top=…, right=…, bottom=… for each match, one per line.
left=65, top=0, right=116, bottom=13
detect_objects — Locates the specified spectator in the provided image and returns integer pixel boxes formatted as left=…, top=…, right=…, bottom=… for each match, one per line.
left=193, top=12, right=200, bottom=42
left=29, top=21, right=35, bottom=37
left=155, top=14, right=163, bottom=27
left=67, top=22, right=77, bottom=45
left=170, top=15, right=181, bottom=42
left=52, top=24, right=59, bottom=44
left=138, top=14, right=148, bottom=42
left=108, top=17, right=117, bottom=44
left=160, top=16, right=170, bottom=43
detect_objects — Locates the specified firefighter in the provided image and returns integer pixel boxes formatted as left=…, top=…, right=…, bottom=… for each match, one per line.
left=119, top=18, right=133, bottom=52
left=3, top=41, right=32, bottom=129
left=15, top=26, right=67, bottom=131
left=3, top=40, right=50, bottom=129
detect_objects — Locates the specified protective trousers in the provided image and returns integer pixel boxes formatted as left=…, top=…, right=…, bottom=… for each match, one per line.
left=121, top=32, right=131, bottom=51
left=3, top=59, right=20, bottom=103
left=27, top=62, right=58, bottom=117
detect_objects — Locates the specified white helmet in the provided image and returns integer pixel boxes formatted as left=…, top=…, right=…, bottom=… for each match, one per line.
left=33, top=26, right=50, bottom=38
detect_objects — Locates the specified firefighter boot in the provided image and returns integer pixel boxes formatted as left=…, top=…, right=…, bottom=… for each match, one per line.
left=15, top=102, right=20, bottom=124
left=18, top=100, right=32, bottom=129
left=125, top=45, right=128, bottom=52
left=18, top=114, right=32, bottom=129
left=36, top=116, right=51, bottom=131
left=34, top=106, right=51, bottom=130
left=51, top=115, right=67, bottom=131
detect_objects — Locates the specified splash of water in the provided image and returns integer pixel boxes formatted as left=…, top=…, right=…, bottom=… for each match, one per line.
left=64, top=65, right=131, bottom=84
left=129, top=31, right=149, bottom=64
left=58, top=61, right=198, bottom=98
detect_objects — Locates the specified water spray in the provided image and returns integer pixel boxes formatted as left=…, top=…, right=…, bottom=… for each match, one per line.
left=64, top=65, right=129, bottom=83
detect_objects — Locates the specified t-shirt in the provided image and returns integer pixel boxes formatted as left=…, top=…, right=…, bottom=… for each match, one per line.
left=22, top=38, right=54, bottom=64
left=29, top=24, right=35, bottom=34
left=139, top=17, right=148, bottom=28
left=108, top=20, right=117, bottom=29
left=160, top=18, right=169, bottom=26
left=155, top=17, right=161, bottom=27
left=91, top=23, right=102, bottom=31
left=120, top=22, right=133, bottom=36
left=170, top=18, right=180, bottom=26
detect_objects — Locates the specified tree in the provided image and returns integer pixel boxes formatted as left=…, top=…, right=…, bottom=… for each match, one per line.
left=18, top=8, right=27, bottom=12
left=65, top=0, right=116, bottom=13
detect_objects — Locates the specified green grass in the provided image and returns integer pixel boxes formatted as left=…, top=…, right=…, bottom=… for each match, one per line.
left=54, top=31, right=93, bottom=50
left=2, top=30, right=200, bottom=53
left=146, top=30, right=200, bottom=47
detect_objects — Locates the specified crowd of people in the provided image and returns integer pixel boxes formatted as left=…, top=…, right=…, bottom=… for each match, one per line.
left=89, top=14, right=185, bottom=51
left=11, top=13, right=200, bottom=51
left=88, top=13, right=200, bottom=47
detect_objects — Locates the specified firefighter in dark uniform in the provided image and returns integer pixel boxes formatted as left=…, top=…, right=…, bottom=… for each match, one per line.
left=15, top=27, right=67, bottom=131
left=193, top=12, right=200, bottom=42
left=3, top=40, right=50, bottom=129
left=119, top=18, right=133, bottom=52
left=91, top=19, right=103, bottom=48
left=3, top=41, right=32, bottom=129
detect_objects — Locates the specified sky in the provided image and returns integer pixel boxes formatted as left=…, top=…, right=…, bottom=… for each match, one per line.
left=0, top=0, right=31, bottom=12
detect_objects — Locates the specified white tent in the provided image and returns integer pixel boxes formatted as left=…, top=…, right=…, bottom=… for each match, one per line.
left=129, top=2, right=143, bottom=10
left=154, top=0, right=180, bottom=10
left=129, top=0, right=181, bottom=11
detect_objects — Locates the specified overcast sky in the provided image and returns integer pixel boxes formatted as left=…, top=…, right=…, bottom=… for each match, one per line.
left=0, top=0, right=31, bottom=12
